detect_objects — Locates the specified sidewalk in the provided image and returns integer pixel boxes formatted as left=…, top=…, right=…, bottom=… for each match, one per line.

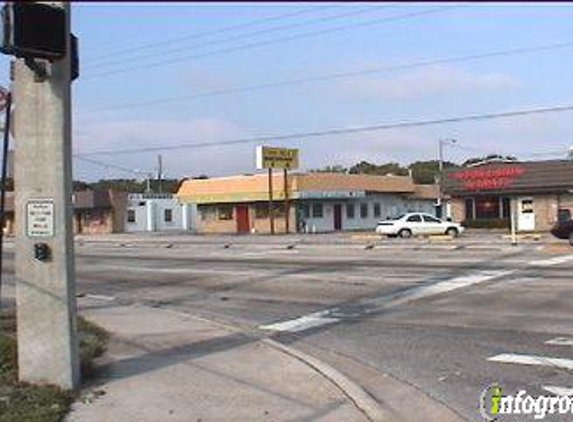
left=67, top=299, right=372, bottom=422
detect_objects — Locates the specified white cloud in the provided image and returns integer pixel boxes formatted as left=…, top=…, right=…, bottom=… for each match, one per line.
left=334, top=65, right=520, bottom=101
left=72, top=115, right=256, bottom=181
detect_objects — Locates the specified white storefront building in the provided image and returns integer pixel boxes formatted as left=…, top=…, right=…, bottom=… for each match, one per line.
left=125, top=193, right=196, bottom=233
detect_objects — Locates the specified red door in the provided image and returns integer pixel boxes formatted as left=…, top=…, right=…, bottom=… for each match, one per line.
left=334, top=204, right=342, bottom=231
left=236, top=205, right=250, bottom=233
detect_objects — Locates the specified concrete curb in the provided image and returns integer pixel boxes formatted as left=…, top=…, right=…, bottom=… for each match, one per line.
left=156, top=306, right=389, bottom=422
left=263, top=338, right=392, bottom=422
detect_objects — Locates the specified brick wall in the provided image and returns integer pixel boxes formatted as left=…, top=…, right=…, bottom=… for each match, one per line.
left=75, top=209, right=115, bottom=235
left=196, top=203, right=296, bottom=234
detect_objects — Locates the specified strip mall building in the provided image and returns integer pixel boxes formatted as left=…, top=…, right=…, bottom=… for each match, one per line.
left=444, top=160, right=573, bottom=232
left=176, top=172, right=438, bottom=234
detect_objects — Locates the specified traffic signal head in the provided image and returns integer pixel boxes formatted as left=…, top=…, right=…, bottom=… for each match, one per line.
left=1, top=2, right=67, bottom=60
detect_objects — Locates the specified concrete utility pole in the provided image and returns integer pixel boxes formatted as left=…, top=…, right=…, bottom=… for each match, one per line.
left=13, top=2, right=80, bottom=390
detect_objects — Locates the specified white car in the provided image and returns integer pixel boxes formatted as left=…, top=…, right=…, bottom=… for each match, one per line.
left=376, top=213, right=465, bottom=238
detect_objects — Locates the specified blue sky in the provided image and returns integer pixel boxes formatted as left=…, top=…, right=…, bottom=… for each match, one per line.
left=4, top=2, right=573, bottom=181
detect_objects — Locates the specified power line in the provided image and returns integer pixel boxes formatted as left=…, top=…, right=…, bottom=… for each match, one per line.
left=86, top=5, right=340, bottom=63
left=74, top=155, right=147, bottom=176
left=83, top=5, right=463, bottom=80
left=82, top=39, right=573, bottom=115
left=76, top=103, right=573, bottom=157
left=87, top=5, right=392, bottom=70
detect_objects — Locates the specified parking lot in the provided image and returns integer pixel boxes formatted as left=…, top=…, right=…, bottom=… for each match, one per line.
left=2, top=232, right=572, bottom=420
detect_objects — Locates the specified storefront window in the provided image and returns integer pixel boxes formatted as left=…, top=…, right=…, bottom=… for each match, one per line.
left=127, top=209, right=136, bottom=223
left=255, top=205, right=268, bottom=219
left=360, top=203, right=368, bottom=219
left=346, top=204, right=355, bottom=219
left=501, top=197, right=511, bottom=219
left=475, top=196, right=501, bottom=220
left=312, top=203, right=324, bottom=218
left=164, top=209, right=173, bottom=223
left=465, top=198, right=475, bottom=220
left=218, top=206, right=233, bottom=221
left=373, top=203, right=381, bottom=218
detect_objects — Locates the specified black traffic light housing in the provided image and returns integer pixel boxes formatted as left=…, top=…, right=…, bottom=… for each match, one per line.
left=1, top=2, right=79, bottom=81
left=34, top=243, right=51, bottom=262
left=1, top=2, right=67, bottom=60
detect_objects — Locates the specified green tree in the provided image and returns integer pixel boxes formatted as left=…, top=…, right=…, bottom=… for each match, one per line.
left=408, top=160, right=458, bottom=185
left=462, top=154, right=517, bottom=167
left=348, top=161, right=408, bottom=176
left=310, top=165, right=348, bottom=173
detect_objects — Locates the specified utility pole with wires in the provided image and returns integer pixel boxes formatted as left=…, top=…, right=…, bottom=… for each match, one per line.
left=157, top=154, right=163, bottom=193
left=437, top=138, right=457, bottom=219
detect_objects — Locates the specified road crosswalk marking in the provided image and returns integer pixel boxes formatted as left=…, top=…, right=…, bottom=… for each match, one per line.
left=260, top=269, right=513, bottom=332
left=546, top=337, right=573, bottom=346
left=488, top=353, right=573, bottom=371
left=528, top=254, right=573, bottom=267
left=543, top=386, right=573, bottom=396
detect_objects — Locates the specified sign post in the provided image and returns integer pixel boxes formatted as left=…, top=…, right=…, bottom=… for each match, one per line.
left=8, top=2, right=80, bottom=390
left=283, top=168, right=289, bottom=233
left=510, top=197, right=518, bottom=246
left=256, top=146, right=299, bottom=235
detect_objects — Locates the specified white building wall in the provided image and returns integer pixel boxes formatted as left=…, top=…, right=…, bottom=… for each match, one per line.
left=301, top=194, right=435, bottom=233
left=125, top=193, right=197, bottom=233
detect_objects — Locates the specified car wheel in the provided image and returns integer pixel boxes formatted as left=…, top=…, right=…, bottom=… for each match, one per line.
left=569, top=232, right=573, bottom=246
left=398, top=229, right=412, bottom=239
left=446, top=227, right=459, bottom=237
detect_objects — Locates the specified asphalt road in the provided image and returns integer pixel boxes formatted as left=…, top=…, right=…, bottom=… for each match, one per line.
left=2, top=235, right=573, bottom=421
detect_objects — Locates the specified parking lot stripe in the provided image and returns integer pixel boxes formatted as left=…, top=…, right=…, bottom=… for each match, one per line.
left=542, top=386, right=573, bottom=396
left=488, top=354, right=573, bottom=371
left=546, top=337, right=573, bottom=346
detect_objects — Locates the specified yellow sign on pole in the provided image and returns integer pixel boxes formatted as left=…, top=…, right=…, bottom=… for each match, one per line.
left=256, top=146, right=299, bottom=170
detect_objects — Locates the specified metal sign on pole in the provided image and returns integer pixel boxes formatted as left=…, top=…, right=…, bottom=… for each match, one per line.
left=256, top=146, right=299, bottom=235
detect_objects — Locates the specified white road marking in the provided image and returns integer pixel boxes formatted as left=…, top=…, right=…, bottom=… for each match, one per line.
left=385, top=270, right=514, bottom=307
left=546, top=337, right=573, bottom=346
left=84, top=294, right=115, bottom=302
left=543, top=386, right=573, bottom=396
left=260, top=309, right=340, bottom=332
left=529, top=254, right=573, bottom=267
left=488, top=354, right=573, bottom=371
left=261, top=269, right=514, bottom=333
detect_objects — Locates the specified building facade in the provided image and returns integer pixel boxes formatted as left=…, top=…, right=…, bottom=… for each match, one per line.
left=3, top=189, right=128, bottom=236
left=444, top=160, right=573, bottom=232
left=125, top=193, right=196, bottom=233
left=177, top=173, right=438, bottom=234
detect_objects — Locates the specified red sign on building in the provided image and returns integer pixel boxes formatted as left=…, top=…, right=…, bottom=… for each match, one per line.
left=448, top=167, right=525, bottom=191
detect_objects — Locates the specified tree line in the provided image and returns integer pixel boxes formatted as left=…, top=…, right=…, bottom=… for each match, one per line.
left=311, top=155, right=517, bottom=185
left=1, top=154, right=517, bottom=192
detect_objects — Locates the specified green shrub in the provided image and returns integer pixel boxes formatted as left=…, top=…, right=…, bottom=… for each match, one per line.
left=0, top=312, right=109, bottom=422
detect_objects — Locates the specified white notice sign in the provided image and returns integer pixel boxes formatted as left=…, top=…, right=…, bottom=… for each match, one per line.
left=26, top=199, right=55, bottom=238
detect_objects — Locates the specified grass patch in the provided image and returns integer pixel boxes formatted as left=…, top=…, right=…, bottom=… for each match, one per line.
left=0, top=310, right=109, bottom=422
